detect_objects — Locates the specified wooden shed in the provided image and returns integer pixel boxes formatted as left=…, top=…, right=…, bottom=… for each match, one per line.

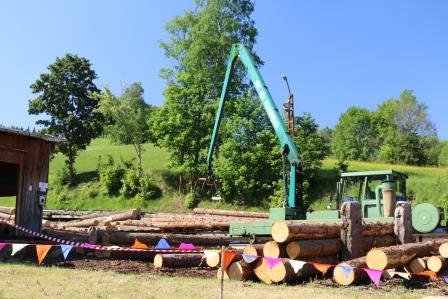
left=0, top=127, right=60, bottom=233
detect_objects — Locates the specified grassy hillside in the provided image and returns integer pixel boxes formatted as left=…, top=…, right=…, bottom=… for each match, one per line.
left=1, top=138, right=446, bottom=212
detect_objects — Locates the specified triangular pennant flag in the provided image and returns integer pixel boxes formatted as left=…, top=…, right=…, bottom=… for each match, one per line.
left=132, top=238, right=149, bottom=249
left=394, top=271, right=411, bottom=280
left=443, top=276, right=448, bottom=283
left=289, top=260, right=307, bottom=274
left=339, top=265, right=353, bottom=278
left=264, top=257, right=282, bottom=269
left=60, top=244, right=73, bottom=260
left=11, top=244, right=29, bottom=256
left=242, top=254, right=258, bottom=264
left=0, top=243, right=7, bottom=252
left=155, top=239, right=171, bottom=249
left=312, top=263, right=333, bottom=275
left=204, top=250, right=219, bottom=260
left=36, top=245, right=52, bottom=265
left=416, top=270, right=437, bottom=279
left=178, top=243, right=196, bottom=250
left=223, top=251, right=237, bottom=270
left=363, top=268, right=383, bottom=287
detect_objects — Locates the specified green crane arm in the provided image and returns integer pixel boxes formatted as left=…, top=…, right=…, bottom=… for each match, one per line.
left=206, top=43, right=303, bottom=208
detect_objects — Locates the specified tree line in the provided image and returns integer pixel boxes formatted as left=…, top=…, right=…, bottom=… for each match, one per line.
left=27, top=0, right=448, bottom=208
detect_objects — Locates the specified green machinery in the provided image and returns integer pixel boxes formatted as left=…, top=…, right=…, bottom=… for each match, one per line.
left=206, top=43, right=444, bottom=237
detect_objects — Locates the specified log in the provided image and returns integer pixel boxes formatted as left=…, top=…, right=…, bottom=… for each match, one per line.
left=64, top=218, right=99, bottom=228
left=96, top=209, right=141, bottom=222
left=405, top=257, right=428, bottom=274
left=193, top=208, right=268, bottom=219
left=296, top=263, right=321, bottom=280
left=272, top=221, right=341, bottom=243
left=366, top=239, right=448, bottom=270
left=266, top=259, right=296, bottom=283
left=206, top=251, right=221, bottom=268
left=228, top=260, right=255, bottom=281
left=361, top=222, right=394, bottom=237
left=394, top=202, right=413, bottom=244
left=263, top=241, right=286, bottom=258
left=106, top=231, right=230, bottom=246
left=0, top=207, right=15, bottom=214
left=242, top=244, right=263, bottom=263
left=333, top=256, right=368, bottom=286
left=216, top=267, right=230, bottom=280
left=286, top=239, right=341, bottom=259
left=44, top=229, right=89, bottom=243
left=302, top=255, right=338, bottom=265
left=427, top=256, right=446, bottom=273
left=153, top=253, right=204, bottom=268
left=363, top=235, right=395, bottom=254
left=114, top=225, right=161, bottom=232
left=253, top=258, right=273, bottom=284
left=0, top=212, right=14, bottom=221
left=341, top=201, right=363, bottom=259
left=439, top=243, right=448, bottom=258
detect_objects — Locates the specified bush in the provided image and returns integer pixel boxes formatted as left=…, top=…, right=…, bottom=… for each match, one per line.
left=120, top=169, right=161, bottom=200
left=120, top=168, right=140, bottom=198
left=98, top=155, right=125, bottom=195
left=184, top=193, right=199, bottom=209
left=55, top=166, right=71, bottom=186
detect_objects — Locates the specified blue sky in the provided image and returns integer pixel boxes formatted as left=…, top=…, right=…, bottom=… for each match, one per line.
left=0, top=0, right=447, bottom=139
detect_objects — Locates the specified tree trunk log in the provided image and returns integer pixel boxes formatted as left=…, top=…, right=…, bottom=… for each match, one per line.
left=243, top=244, right=263, bottom=263
left=361, top=222, right=394, bottom=237
left=439, top=243, right=448, bottom=258
left=253, top=258, right=273, bottom=284
left=193, top=208, right=268, bottom=219
left=286, top=239, right=341, bottom=259
left=363, top=235, right=395, bottom=254
left=106, top=231, right=230, bottom=246
left=263, top=241, right=286, bottom=258
left=0, top=212, right=14, bottom=221
left=405, top=257, right=428, bottom=274
left=272, top=221, right=341, bottom=243
left=153, top=253, right=204, bottom=268
left=366, top=239, right=448, bottom=270
left=64, top=219, right=99, bottom=228
left=206, top=251, right=221, bottom=268
left=266, top=259, right=296, bottom=283
left=427, top=256, right=446, bottom=273
left=333, top=256, right=368, bottom=286
left=228, top=260, right=254, bottom=281
left=0, top=207, right=15, bottom=214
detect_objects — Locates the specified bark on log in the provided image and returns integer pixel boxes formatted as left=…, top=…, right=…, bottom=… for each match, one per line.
left=363, top=235, right=395, bottom=254
left=114, top=225, right=161, bottom=232
left=0, top=207, right=15, bottom=214
left=296, top=263, right=321, bottom=280
left=243, top=244, right=263, bottom=263
left=263, top=241, right=286, bottom=258
left=44, top=229, right=89, bottom=243
left=106, top=231, right=230, bottom=246
left=333, top=256, right=368, bottom=286
left=286, top=239, right=341, bottom=259
left=366, top=239, right=448, bottom=270
left=301, top=255, right=338, bottom=265
left=405, top=257, right=428, bottom=274
left=394, top=202, right=413, bottom=244
left=361, top=222, right=394, bottom=237
left=266, top=259, right=296, bottom=283
left=341, top=201, right=363, bottom=259
left=228, top=260, right=254, bottom=281
left=427, top=256, right=446, bottom=273
left=95, top=209, right=141, bottom=223
left=0, top=212, right=14, bottom=221
left=272, top=221, right=342, bottom=243
left=193, top=208, right=268, bottom=219
left=153, top=254, right=204, bottom=268
left=253, top=258, right=273, bottom=284
left=64, top=218, right=99, bottom=228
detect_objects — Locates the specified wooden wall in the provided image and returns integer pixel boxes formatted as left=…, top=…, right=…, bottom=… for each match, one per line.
left=0, top=131, right=53, bottom=232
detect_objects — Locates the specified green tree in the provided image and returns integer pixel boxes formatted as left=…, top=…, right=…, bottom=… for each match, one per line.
left=437, top=141, right=448, bottom=167
left=28, top=54, right=102, bottom=185
left=332, top=107, right=376, bottom=161
left=212, top=92, right=281, bottom=205
left=97, top=83, right=151, bottom=173
left=150, top=0, right=259, bottom=189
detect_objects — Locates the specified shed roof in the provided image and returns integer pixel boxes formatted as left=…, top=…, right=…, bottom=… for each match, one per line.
left=0, top=127, right=63, bottom=143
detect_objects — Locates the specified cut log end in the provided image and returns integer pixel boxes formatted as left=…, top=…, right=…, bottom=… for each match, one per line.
left=427, top=256, right=446, bottom=273
left=439, top=243, right=448, bottom=258
left=333, top=264, right=356, bottom=286
left=154, top=254, right=163, bottom=268
left=206, top=252, right=221, bottom=268
left=263, top=241, right=285, bottom=258
left=228, top=261, right=254, bottom=281
left=271, top=222, right=289, bottom=243
left=366, top=249, right=388, bottom=270
left=406, top=257, right=427, bottom=274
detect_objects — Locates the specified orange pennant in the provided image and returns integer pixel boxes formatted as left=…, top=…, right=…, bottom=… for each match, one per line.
left=312, top=263, right=333, bottom=276
left=132, top=238, right=149, bottom=249
left=36, top=245, right=52, bottom=265
left=416, top=270, right=437, bottom=279
left=223, top=251, right=237, bottom=270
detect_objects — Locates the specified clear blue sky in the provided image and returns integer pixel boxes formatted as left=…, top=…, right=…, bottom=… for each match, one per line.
left=1, top=0, right=447, bottom=139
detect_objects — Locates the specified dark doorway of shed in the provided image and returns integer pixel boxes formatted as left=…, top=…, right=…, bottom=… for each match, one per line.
left=0, top=161, right=19, bottom=211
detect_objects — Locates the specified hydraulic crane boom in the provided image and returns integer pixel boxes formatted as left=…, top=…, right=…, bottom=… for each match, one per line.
left=206, top=43, right=303, bottom=209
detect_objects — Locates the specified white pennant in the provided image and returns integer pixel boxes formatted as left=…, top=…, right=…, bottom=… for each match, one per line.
left=203, top=250, right=219, bottom=260
left=11, top=244, right=29, bottom=256
left=289, top=260, right=307, bottom=274
left=387, top=270, right=411, bottom=280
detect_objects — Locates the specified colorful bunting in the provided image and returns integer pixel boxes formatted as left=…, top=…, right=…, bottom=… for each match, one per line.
left=313, top=263, right=333, bottom=276
left=416, top=270, right=437, bottom=279
left=179, top=243, right=196, bottom=250
left=11, top=244, right=29, bottom=256
left=289, top=260, right=307, bottom=274
left=443, top=276, right=448, bottom=283
left=155, top=239, right=171, bottom=249
left=132, top=239, right=149, bottom=249
left=386, top=270, right=410, bottom=280
left=363, top=268, right=383, bottom=287
left=223, top=251, right=237, bottom=270
left=339, top=265, right=353, bottom=278
left=36, top=245, right=52, bottom=265
left=60, top=244, right=73, bottom=260
left=264, top=257, right=282, bottom=269
left=0, top=243, right=7, bottom=252
left=242, top=254, right=258, bottom=264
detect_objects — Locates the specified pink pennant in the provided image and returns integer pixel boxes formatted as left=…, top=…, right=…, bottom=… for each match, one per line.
left=178, top=243, right=196, bottom=250
left=363, top=268, right=383, bottom=287
left=264, top=257, right=281, bottom=269
left=0, top=243, right=7, bottom=252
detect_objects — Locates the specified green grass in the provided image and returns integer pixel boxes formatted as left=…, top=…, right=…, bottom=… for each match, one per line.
left=0, top=263, right=441, bottom=299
